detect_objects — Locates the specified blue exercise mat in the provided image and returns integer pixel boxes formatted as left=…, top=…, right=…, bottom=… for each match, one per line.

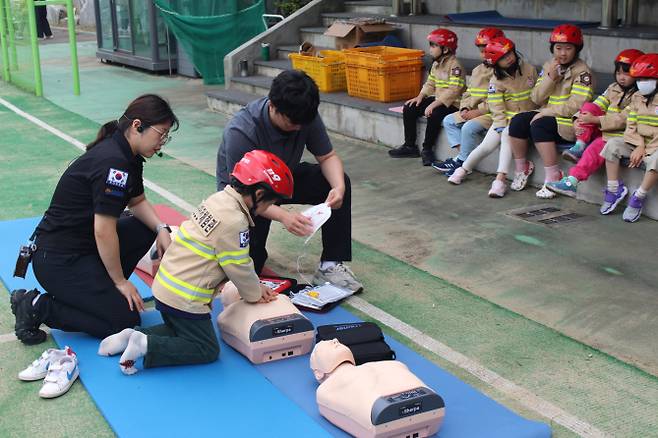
left=48, top=300, right=550, bottom=437
left=0, top=216, right=153, bottom=300
left=446, top=10, right=598, bottom=29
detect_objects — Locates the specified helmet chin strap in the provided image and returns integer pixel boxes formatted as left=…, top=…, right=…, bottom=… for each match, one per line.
left=249, top=192, right=259, bottom=219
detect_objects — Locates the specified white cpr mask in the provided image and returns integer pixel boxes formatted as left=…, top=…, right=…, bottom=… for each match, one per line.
left=637, top=79, right=657, bottom=96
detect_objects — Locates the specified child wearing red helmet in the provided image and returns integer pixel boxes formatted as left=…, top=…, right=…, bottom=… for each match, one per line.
left=446, top=36, right=539, bottom=198
left=98, top=150, right=293, bottom=374
left=547, top=49, right=644, bottom=198
left=506, top=24, right=595, bottom=198
left=389, top=28, right=466, bottom=166
left=433, top=28, right=504, bottom=176
left=599, top=53, right=658, bottom=222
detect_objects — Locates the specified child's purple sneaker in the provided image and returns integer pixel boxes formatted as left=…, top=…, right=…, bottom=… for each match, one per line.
left=622, top=192, right=645, bottom=222
left=600, top=182, right=628, bottom=215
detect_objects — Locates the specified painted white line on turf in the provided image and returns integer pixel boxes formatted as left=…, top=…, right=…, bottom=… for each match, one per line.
left=347, top=296, right=605, bottom=437
left=1, top=96, right=604, bottom=437
left=0, top=97, right=196, bottom=214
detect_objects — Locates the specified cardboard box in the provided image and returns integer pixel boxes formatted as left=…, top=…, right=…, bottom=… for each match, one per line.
left=324, top=20, right=396, bottom=49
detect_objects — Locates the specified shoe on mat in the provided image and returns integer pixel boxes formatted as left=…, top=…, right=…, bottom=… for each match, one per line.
left=39, top=355, right=79, bottom=399
left=546, top=176, right=578, bottom=198
left=19, top=346, right=76, bottom=381
left=388, top=144, right=419, bottom=158
left=11, top=289, right=45, bottom=345
left=447, top=167, right=468, bottom=184
left=600, top=183, right=628, bottom=215
left=622, top=192, right=645, bottom=223
left=488, top=180, right=507, bottom=198
left=312, top=263, right=363, bottom=294
left=510, top=160, right=535, bottom=191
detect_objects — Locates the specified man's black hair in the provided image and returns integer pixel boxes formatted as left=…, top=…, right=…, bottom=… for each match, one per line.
left=268, top=70, right=320, bottom=125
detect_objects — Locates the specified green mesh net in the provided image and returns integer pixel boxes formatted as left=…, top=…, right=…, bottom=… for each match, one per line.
left=0, top=0, right=36, bottom=93
left=155, top=0, right=265, bottom=85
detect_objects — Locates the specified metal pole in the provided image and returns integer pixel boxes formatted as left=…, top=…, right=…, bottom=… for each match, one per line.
left=26, top=0, right=43, bottom=96
left=65, top=0, right=79, bottom=95
left=623, top=0, right=638, bottom=27
left=390, top=0, right=402, bottom=17
left=409, top=0, right=422, bottom=16
left=0, top=0, right=11, bottom=81
left=599, top=0, right=618, bottom=29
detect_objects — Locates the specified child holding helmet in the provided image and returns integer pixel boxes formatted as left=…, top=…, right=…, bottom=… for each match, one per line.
left=506, top=24, right=595, bottom=198
left=434, top=27, right=504, bottom=176
left=98, top=150, right=293, bottom=374
left=389, top=28, right=466, bottom=166
left=447, top=37, right=539, bottom=197
left=546, top=49, right=644, bottom=198
left=599, top=53, right=658, bottom=222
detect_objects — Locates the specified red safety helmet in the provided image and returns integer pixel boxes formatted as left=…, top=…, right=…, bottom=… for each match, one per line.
left=549, top=24, right=583, bottom=46
left=474, top=27, right=504, bottom=47
left=484, top=37, right=516, bottom=65
left=231, top=150, right=294, bottom=199
left=629, top=53, right=658, bottom=79
left=427, top=28, right=458, bottom=51
left=615, top=49, right=644, bottom=66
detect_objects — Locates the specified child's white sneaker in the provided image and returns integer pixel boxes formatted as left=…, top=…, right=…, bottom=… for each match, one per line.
left=39, top=355, right=79, bottom=399
left=18, top=346, right=76, bottom=381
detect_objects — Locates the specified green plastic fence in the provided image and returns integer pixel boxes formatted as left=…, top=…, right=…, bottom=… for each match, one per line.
left=155, top=0, right=266, bottom=85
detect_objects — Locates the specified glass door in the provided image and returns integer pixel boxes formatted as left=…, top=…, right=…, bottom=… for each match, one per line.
left=97, top=0, right=115, bottom=50
left=114, top=0, right=133, bottom=53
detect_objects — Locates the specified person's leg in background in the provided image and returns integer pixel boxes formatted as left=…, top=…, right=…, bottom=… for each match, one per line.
left=389, top=97, right=435, bottom=158
left=421, top=105, right=457, bottom=166
left=35, top=6, right=52, bottom=39
left=446, top=119, right=487, bottom=175
left=529, top=116, right=564, bottom=198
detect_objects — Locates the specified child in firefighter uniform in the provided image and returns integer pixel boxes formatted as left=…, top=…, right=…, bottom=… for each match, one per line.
left=547, top=49, right=644, bottom=198
left=388, top=28, right=466, bottom=166
left=506, top=24, right=595, bottom=198
left=97, top=150, right=295, bottom=374
left=599, top=53, right=658, bottom=222
left=447, top=37, right=539, bottom=197
left=434, top=27, right=504, bottom=176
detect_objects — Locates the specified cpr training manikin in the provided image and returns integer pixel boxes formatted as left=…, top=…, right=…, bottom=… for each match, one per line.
left=310, top=340, right=445, bottom=438
left=217, top=281, right=315, bottom=363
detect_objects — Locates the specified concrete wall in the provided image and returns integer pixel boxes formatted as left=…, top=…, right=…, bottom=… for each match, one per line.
left=425, top=0, right=658, bottom=26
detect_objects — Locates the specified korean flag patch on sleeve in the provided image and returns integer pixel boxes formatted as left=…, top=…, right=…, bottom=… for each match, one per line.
left=239, top=230, right=250, bottom=248
left=107, top=168, right=129, bottom=188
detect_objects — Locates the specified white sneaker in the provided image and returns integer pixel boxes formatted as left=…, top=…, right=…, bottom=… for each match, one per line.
left=312, top=263, right=363, bottom=293
left=488, top=180, right=507, bottom=198
left=18, top=346, right=76, bottom=381
left=39, top=355, right=79, bottom=399
left=447, top=167, right=468, bottom=185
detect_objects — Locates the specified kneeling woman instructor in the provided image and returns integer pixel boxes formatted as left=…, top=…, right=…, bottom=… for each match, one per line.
left=11, top=94, right=178, bottom=344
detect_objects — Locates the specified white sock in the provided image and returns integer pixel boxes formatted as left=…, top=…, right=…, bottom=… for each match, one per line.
left=98, top=328, right=135, bottom=356
left=119, top=331, right=148, bottom=375
left=607, top=180, right=619, bottom=193
left=636, top=187, right=648, bottom=199
left=320, top=261, right=339, bottom=270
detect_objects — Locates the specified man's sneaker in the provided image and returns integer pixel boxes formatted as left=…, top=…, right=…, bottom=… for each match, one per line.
left=431, top=157, right=457, bottom=172
left=18, top=346, right=76, bottom=381
left=622, top=192, right=645, bottom=223
left=388, top=144, right=419, bottom=158
left=312, top=263, right=363, bottom=294
left=10, top=289, right=46, bottom=345
left=39, top=355, right=79, bottom=399
left=488, top=180, right=507, bottom=198
left=562, top=143, right=585, bottom=163
left=546, top=176, right=578, bottom=198
left=447, top=167, right=468, bottom=184
left=600, top=183, right=628, bottom=215
left=510, top=160, right=535, bottom=191
left=443, top=160, right=464, bottom=176
left=420, top=149, right=435, bottom=166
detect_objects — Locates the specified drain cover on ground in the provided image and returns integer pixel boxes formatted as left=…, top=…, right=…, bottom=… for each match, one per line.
left=506, top=204, right=587, bottom=226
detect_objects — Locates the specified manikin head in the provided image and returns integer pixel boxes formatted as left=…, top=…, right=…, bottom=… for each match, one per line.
left=220, top=281, right=242, bottom=307
left=310, top=339, right=356, bottom=383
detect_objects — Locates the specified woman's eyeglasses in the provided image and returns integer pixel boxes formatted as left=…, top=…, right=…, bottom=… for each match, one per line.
left=149, top=125, right=172, bottom=145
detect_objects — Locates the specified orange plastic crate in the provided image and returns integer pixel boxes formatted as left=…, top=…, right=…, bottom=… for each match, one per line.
left=343, top=46, right=425, bottom=102
left=288, top=50, right=347, bottom=92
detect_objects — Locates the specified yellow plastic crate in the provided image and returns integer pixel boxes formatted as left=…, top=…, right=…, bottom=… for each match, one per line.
left=343, top=46, right=425, bottom=102
left=288, top=50, right=347, bottom=93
